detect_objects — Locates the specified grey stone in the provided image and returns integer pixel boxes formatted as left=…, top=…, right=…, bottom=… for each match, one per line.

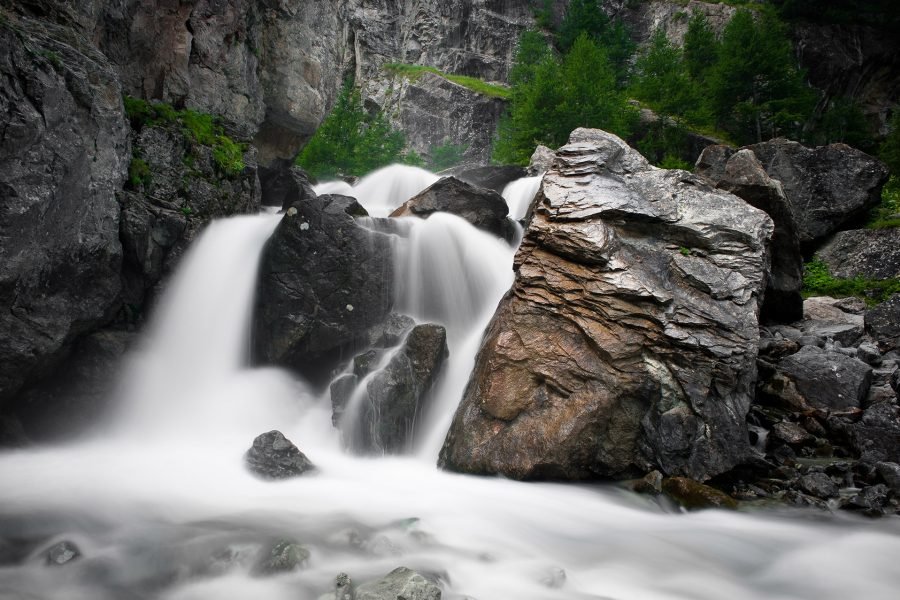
left=849, top=402, right=900, bottom=463
left=695, top=146, right=803, bottom=323
left=866, top=294, right=900, bottom=352
left=367, top=314, right=417, bottom=349
left=528, top=145, right=557, bottom=175
left=330, top=374, right=359, bottom=428
left=244, top=431, right=315, bottom=480
left=440, top=129, right=773, bottom=481
left=798, top=472, right=838, bottom=499
left=772, top=422, right=814, bottom=446
left=254, top=540, right=310, bottom=575
left=355, top=567, right=441, bottom=600
left=817, top=228, right=900, bottom=280
left=776, top=346, right=872, bottom=411
left=876, top=462, right=900, bottom=494
left=443, top=165, right=527, bottom=195
left=857, top=342, right=883, bottom=366
left=45, top=541, right=81, bottom=567
left=390, top=177, right=516, bottom=241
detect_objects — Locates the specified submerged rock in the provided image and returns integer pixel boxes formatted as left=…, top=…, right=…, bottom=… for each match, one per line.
left=245, top=431, right=315, bottom=480
left=390, top=177, right=516, bottom=241
left=662, top=477, right=738, bottom=510
left=44, top=541, right=81, bottom=567
left=254, top=539, right=310, bottom=575
left=440, top=129, right=773, bottom=481
left=355, top=567, right=441, bottom=600
left=254, top=193, right=394, bottom=381
left=348, top=325, right=449, bottom=453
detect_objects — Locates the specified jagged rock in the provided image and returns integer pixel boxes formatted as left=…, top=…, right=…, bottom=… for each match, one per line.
left=876, top=462, right=900, bottom=494
left=391, top=177, right=516, bottom=241
left=244, top=430, right=315, bottom=480
left=0, top=16, right=128, bottom=405
left=349, top=325, right=449, bottom=453
left=798, top=472, right=838, bottom=499
left=254, top=539, right=310, bottom=575
left=366, top=314, right=417, bottom=349
left=528, top=145, right=557, bottom=175
left=865, top=294, right=900, bottom=352
left=661, top=477, right=738, bottom=510
left=743, top=139, right=888, bottom=249
left=772, top=346, right=872, bottom=411
left=695, top=146, right=803, bottom=323
left=355, top=567, right=441, bottom=600
left=440, top=129, right=773, bottom=481
left=354, top=351, right=383, bottom=379
left=254, top=194, right=394, bottom=381
left=797, top=297, right=866, bottom=347
left=319, top=573, right=354, bottom=600
left=817, top=228, right=900, bottom=280
left=772, top=421, right=814, bottom=446
left=44, top=541, right=81, bottom=566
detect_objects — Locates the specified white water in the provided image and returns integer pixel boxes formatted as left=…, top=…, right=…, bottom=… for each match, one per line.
left=1, top=167, right=900, bottom=600
left=502, top=175, right=542, bottom=221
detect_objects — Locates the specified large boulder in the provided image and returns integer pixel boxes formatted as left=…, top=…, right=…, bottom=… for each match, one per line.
left=744, top=139, right=888, bottom=249
left=342, top=324, right=448, bottom=453
left=816, top=228, right=900, bottom=280
left=440, top=129, right=773, bottom=481
left=0, top=16, right=129, bottom=404
left=441, top=165, right=527, bottom=195
left=695, top=146, right=803, bottom=322
left=390, top=177, right=515, bottom=241
left=767, top=345, right=873, bottom=411
left=254, top=194, right=394, bottom=380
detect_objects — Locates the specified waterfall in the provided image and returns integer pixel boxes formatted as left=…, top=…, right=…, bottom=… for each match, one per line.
left=0, top=167, right=899, bottom=600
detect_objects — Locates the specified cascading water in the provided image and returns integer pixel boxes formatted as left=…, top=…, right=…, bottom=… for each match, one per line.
left=1, top=165, right=900, bottom=600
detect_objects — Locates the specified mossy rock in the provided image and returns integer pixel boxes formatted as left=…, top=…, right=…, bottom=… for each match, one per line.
left=662, top=476, right=738, bottom=510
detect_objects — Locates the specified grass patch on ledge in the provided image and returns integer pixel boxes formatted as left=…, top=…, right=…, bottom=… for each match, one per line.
left=384, top=63, right=511, bottom=99
left=802, top=259, right=900, bottom=306
left=867, top=176, right=900, bottom=229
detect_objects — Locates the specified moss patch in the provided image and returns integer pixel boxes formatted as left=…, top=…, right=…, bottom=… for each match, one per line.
left=802, top=259, right=900, bottom=306
left=384, top=63, right=511, bottom=99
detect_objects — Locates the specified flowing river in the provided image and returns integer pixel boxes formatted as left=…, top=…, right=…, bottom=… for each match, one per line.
left=1, top=166, right=899, bottom=600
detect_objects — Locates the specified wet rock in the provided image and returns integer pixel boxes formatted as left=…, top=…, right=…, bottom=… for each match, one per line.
left=817, top=228, right=900, bottom=280
left=661, top=477, right=738, bottom=510
left=0, top=16, right=128, bottom=404
left=440, top=129, right=773, bottom=481
left=866, top=294, right=900, bottom=352
left=366, top=314, right=417, bottom=349
left=772, top=346, right=872, bottom=411
left=632, top=470, right=664, bottom=495
left=540, top=567, right=567, bottom=589
left=695, top=146, right=803, bottom=323
left=254, top=539, right=310, bottom=575
left=354, top=351, right=383, bottom=379
left=254, top=194, right=394, bottom=381
left=857, top=342, right=883, bottom=367
left=45, top=541, right=81, bottom=566
left=330, top=374, right=359, bottom=427
left=743, top=139, right=888, bottom=250
left=876, top=462, right=900, bottom=494
left=848, top=402, right=900, bottom=463
left=319, top=572, right=354, bottom=600
left=258, top=160, right=316, bottom=210
left=244, top=431, right=315, bottom=480
left=798, top=472, right=838, bottom=499
left=772, top=422, right=814, bottom=447
left=350, top=325, right=449, bottom=453
left=847, top=484, right=891, bottom=514
left=391, top=177, right=516, bottom=241
left=355, top=567, right=441, bottom=600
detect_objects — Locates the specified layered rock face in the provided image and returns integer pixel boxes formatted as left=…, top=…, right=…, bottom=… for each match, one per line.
left=0, top=15, right=129, bottom=403
left=440, top=129, right=773, bottom=481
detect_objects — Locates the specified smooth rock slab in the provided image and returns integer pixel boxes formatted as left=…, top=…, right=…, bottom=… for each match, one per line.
left=245, top=431, right=315, bottom=480
left=355, top=567, right=441, bottom=600
left=440, top=129, right=773, bottom=481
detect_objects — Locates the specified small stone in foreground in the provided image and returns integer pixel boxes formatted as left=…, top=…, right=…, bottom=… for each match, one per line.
left=662, top=477, right=738, bottom=510
left=254, top=539, right=310, bottom=575
left=45, top=541, right=81, bottom=566
left=355, top=566, right=441, bottom=600
left=245, top=430, right=315, bottom=480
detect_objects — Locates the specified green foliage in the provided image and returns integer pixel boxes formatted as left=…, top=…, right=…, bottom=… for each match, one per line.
left=508, top=30, right=553, bottom=87
left=39, top=49, right=62, bottom=70
left=493, top=33, right=636, bottom=165
left=531, top=0, right=554, bottom=29
left=879, top=110, right=900, bottom=176
left=660, top=154, right=693, bottom=170
left=679, top=246, right=692, bottom=256
left=128, top=158, right=151, bottom=189
left=122, top=96, right=245, bottom=176
left=707, top=9, right=814, bottom=144
left=683, top=11, right=718, bottom=83
left=802, top=259, right=900, bottom=305
left=817, top=96, right=874, bottom=151
left=384, top=63, right=510, bottom=99
left=430, top=141, right=468, bottom=171
left=296, top=80, right=411, bottom=179
left=630, top=30, right=696, bottom=118
left=868, top=176, right=900, bottom=229
left=557, top=0, right=609, bottom=53
left=180, top=205, right=193, bottom=216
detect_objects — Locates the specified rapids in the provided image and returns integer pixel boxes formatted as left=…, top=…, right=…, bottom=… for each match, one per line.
left=1, top=165, right=899, bottom=600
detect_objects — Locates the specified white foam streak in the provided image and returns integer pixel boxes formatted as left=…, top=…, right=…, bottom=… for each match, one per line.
left=324, top=165, right=438, bottom=217
left=502, top=174, right=542, bottom=221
